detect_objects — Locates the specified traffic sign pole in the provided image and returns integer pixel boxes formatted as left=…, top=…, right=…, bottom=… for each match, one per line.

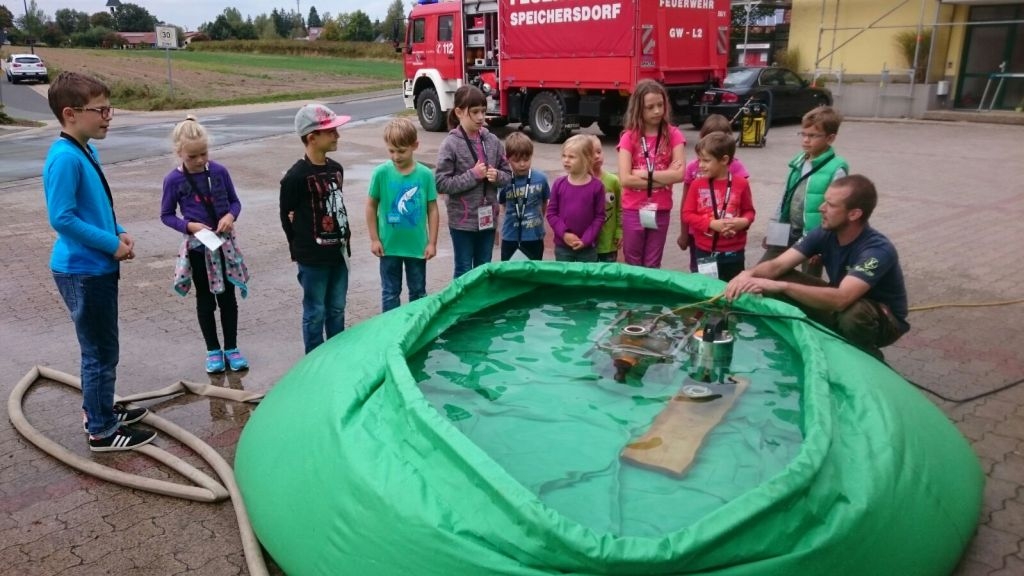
left=155, top=26, right=178, bottom=100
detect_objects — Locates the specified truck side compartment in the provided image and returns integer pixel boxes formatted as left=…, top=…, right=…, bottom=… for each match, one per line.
left=402, top=0, right=730, bottom=143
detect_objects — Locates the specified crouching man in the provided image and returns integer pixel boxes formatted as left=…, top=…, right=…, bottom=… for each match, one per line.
left=724, top=174, right=909, bottom=357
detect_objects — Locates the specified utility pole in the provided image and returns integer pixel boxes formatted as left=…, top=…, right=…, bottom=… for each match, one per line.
left=22, top=0, right=33, bottom=54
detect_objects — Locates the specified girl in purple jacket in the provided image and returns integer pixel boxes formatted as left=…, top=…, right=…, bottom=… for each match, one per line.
left=546, top=135, right=606, bottom=262
left=160, top=116, right=250, bottom=374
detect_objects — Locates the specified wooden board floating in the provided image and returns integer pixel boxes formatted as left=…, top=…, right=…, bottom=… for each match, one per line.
left=621, top=375, right=749, bottom=477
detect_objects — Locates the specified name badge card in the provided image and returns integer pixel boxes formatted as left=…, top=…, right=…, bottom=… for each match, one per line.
left=766, top=221, right=792, bottom=247
left=696, top=256, right=719, bottom=279
left=477, top=205, right=494, bottom=230
left=639, top=203, right=658, bottom=230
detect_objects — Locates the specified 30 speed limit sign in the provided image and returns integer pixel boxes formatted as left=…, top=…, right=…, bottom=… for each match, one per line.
left=156, top=26, right=178, bottom=49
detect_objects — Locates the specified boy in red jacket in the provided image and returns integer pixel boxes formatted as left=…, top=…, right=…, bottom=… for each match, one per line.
left=682, top=132, right=756, bottom=282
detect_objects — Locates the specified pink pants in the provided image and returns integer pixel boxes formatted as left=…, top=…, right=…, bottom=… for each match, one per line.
left=622, top=209, right=671, bottom=268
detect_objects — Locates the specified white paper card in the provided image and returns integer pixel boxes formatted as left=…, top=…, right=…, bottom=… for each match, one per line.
left=194, top=229, right=223, bottom=251
left=477, top=205, right=494, bottom=230
left=639, top=204, right=658, bottom=230
left=766, top=221, right=792, bottom=247
left=697, top=257, right=719, bottom=279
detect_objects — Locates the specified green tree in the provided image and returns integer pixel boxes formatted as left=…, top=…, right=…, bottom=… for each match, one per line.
left=289, top=11, right=305, bottom=38
left=381, top=0, right=406, bottom=43
left=90, top=11, right=114, bottom=29
left=236, top=18, right=257, bottom=40
left=69, top=25, right=120, bottom=48
left=0, top=4, right=15, bottom=29
left=255, top=15, right=279, bottom=39
left=307, top=6, right=322, bottom=28
left=40, top=22, right=66, bottom=46
left=222, top=7, right=244, bottom=28
left=205, top=16, right=234, bottom=40
left=320, top=15, right=342, bottom=41
left=344, top=10, right=374, bottom=42
left=16, top=0, right=46, bottom=45
left=55, top=8, right=90, bottom=37
left=260, top=17, right=280, bottom=39
left=271, top=9, right=290, bottom=39
left=730, top=3, right=777, bottom=36
left=114, top=2, right=158, bottom=32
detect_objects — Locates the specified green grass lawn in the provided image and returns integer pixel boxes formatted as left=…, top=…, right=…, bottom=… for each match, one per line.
left=121, top=50, right=403, bottom=80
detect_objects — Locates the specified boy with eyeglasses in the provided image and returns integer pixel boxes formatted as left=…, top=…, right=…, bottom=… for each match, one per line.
left=761, top=106, right=848, bottom=277
left=43, top=72, right=156, bottom=452
left=280, top=103, right=353, bottom=354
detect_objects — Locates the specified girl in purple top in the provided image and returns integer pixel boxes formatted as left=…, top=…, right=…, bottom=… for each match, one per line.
left=160, top=116, right=249, bottom=374
left=546, top=135, right=606, bottom=262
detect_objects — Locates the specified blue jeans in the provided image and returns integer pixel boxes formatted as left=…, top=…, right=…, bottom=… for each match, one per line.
left=449, top=228, right=495, bottom=279
left=380, top=256, right=427, bottom=312
left=53, top=272, right=120, bottom=438
left=296, top=263, right=348, bottom=354
left=554, top=244, right=598, bottom=262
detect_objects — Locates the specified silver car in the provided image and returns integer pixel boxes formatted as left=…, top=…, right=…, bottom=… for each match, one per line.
left=5, top=54, right=49, bottom=84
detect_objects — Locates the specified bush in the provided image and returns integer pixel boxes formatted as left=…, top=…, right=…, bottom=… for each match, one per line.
left=894, top=30, right=931, bottom=82
left=69, top=27, right=125, bottom=48
left=773, top=46, right=800, bottom=72
left=188, top=38, right=399, bottom=61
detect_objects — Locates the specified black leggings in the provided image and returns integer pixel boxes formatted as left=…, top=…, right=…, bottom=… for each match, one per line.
left=188, top=250, right=238, bottom=351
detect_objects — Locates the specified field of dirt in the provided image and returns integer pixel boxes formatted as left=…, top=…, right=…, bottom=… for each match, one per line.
left=31, top=47, right=385, bottom=106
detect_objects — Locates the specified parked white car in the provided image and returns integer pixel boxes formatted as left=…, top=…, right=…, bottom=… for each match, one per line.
left=4, top=53, right=49, bottom=84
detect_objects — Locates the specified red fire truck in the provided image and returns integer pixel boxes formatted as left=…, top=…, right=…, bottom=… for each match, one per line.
left=401, top=0, right=730, bottom=143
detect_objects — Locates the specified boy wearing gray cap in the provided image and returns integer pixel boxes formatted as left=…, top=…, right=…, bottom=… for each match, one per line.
left=280, top=103, right=352, bottom=354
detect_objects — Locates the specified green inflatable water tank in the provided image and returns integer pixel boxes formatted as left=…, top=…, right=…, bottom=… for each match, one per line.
left=235, top=262, right=983, bottom=575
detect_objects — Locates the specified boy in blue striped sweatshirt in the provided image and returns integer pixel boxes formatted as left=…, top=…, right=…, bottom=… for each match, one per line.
left=43, top=72, right=155, bottom=452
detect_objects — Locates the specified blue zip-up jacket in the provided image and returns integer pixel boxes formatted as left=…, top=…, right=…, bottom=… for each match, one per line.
left=43, top=136, right=125, bottom=274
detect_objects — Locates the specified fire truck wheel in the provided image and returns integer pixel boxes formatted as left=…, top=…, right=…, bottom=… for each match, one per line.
left=529, top=92, right=568, bottom=144
left=416, top=88, right=446, bottom=132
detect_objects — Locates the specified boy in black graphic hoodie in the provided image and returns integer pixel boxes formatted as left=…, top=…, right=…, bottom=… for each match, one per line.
left=280, top=103, right=353, bottom=354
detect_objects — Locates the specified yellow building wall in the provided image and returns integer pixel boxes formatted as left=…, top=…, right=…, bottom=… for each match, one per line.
left=788, top=0, right=956, bottom=76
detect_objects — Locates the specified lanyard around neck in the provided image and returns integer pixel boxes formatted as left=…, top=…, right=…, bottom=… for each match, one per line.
left=181, top=164, right=219, bottom=223
left=708, top=172, right=734, bottom=220
left=708, top=172, right=733, bottom=254
left=59, top=132, right=117, bottom=228
left=639, top=127, right=663, bottom=197
left=639, top=127, right=663, bottom=173
left=458, top=125, right=486, bottom=166
left=512, top=170, right=531, bottom=217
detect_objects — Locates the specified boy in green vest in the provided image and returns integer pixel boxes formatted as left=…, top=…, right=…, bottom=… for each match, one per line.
left=761, top=106, right=848, bottom=277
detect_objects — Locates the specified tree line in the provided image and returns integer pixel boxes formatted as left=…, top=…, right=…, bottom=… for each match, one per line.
left=196, top=2, right=407, bottom=44
left=0, top=1, right=407, bottom=48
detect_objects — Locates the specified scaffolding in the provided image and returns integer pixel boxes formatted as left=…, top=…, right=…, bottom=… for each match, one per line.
left=809, top=0, right=1024, bottom=114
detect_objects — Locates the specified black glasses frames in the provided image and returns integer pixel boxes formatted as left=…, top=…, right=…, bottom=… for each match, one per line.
left=73, top=106, right=114, bottom=119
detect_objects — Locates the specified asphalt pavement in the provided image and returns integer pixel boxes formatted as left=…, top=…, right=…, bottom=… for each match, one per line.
left=0, top=89, right=405, bottom=182
left=0, top=106, right=1022, bottom=575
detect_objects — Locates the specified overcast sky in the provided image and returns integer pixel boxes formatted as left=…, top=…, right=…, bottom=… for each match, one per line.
left=19, top=1, right=396, bottom=32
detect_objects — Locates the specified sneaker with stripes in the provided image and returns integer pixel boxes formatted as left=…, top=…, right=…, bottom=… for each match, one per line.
left=83, top=404, right=149, bottom=433
left=88, top=425, right=157, bottom=452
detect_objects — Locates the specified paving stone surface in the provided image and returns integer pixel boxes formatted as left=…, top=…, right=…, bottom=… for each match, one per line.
left=1, top=104, right=1021, bottom=574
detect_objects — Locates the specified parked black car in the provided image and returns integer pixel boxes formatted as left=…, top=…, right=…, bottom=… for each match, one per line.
left=692, top=66, right=832, bottom=129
